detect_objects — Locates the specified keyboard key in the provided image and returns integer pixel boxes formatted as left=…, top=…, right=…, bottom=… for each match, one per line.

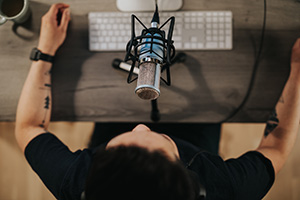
left=90, top=31, right=98, bottom=36
left=225, top=17, right=231, bottom=22
left=197, top=17, right=204, bottom=23
left=117, top=36, right=123, bottom=42
left=113, top=24, right=118, bottom=30
left=185, top=18, right=191, bottom=23
left=174, top=42, right=182, bottom=49
left=225, top=36, right=231, bottom=48
left=109, top=43, right=117, bottom=49
left=176, top=18, right=183, bottom=23
left=197, top=43, right=204, bottom=48
left=206, top=42, right=218, bottom=49
left=90, top=36, right=98, bottom=43
left=198, top=24, right=204, bottom=29
left=184, top=43, right=191, bottom=48
left=100, top=43, right=107, bottom=49
left=118, top=43, right=127, bottom=49
left=125, top=24, right=131, bottom=30
left=89, top=43, right=96, bottom=50
left=91, top=24, right=99, bottom=30
left=173, top=36, right=181, bottom=42
left=190, top=36, right=197, bottom=42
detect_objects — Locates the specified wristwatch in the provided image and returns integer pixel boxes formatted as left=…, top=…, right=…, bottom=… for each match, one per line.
left=30, top=48, right=54, bottom=63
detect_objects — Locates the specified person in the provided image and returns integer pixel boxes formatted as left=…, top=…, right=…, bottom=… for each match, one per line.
left=15, top=3, right=300, bottom=200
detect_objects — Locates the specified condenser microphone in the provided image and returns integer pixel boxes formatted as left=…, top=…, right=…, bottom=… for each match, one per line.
left=135, top=4, right=163, bottom=100
left=124, top=1, right=175, bottom=101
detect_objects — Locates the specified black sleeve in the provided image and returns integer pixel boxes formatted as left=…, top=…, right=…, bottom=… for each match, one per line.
left=25, top=133, right=92, bottom=200
left=225, top=151, right=275, bottom=200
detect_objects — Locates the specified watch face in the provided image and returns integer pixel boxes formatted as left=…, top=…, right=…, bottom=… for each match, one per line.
left=30, top=48, right=40, bottom=61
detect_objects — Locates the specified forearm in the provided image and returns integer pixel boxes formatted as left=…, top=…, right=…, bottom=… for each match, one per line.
left=275, top=74, right=300, bottom=134
left=257, top=73, right=300, bottom=173
left=15, top=60, right=52, bottom=149
left=14, top=4, right=70, bottom=152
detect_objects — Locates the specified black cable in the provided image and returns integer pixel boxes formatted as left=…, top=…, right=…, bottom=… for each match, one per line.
left=220, top=0, right=267, bottom=123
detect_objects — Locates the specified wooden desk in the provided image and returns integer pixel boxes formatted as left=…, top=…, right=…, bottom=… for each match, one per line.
left=0, top=0, right=299, bottom=122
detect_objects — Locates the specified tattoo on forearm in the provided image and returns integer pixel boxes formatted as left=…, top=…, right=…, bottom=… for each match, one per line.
left=39, top=82, right=51, bottom=128
left=44, top=96, right=50, bottom=109
left=264, top=109, right=279, bottom=137
left=39, top=84, right=52, bottom=90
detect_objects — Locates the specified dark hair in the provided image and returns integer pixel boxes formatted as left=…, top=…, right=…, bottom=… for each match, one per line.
left=85, top=146, right=197, bottom=200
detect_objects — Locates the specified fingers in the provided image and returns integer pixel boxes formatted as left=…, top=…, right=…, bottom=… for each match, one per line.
left=47, top=3, right=69, bottom=19
left=59, top=8, right=71, bottom=31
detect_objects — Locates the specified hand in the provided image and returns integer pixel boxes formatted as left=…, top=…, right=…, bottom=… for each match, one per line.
left=37, top=3, right=71, bottom=56
left=291, top=38, right=300, bottom=75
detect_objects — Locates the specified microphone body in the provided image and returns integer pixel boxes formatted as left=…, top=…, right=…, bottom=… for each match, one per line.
left=135, top=27, right=164, bottom=100
left=136, top=62, right=161, bottom=100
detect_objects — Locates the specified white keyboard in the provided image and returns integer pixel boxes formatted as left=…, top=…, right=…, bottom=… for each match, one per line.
left=88, top=11, right=232, bottom=51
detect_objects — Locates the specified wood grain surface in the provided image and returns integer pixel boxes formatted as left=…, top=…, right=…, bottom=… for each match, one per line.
left=0, top=0, right=300, bottom=122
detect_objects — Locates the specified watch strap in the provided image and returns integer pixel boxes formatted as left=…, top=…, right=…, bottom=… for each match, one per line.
left=39, top=52, right=54, bottom=63
left=30, top=48, right=54, bottom=63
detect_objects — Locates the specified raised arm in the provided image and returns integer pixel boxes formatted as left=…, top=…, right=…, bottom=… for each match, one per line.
left=256, top=38, right=300, bottom=175
left=15, top=4, right=70, bottom=152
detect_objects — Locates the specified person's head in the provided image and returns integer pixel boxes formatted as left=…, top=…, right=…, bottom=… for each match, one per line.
left=85, top=124, right=199, bottom=200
